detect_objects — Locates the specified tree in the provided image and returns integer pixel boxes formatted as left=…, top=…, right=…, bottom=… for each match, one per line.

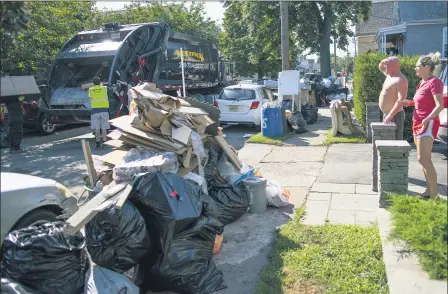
left=289, top=1, right=370, bottom=77
left=89, top=2, right=219, bottom=43
left=331, top=54, right=354, bottom=74
left=1, top=1, right=95, bottom=78
left=219, top=1, right=299, bottom=78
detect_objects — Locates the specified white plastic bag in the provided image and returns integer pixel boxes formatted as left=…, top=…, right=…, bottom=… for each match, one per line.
left=265, top=180, right=289, bottom=207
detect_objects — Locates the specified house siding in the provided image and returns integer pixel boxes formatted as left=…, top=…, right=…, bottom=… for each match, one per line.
left=358, top=35, right=378, bottom=55
left=404, top=24, right=447, bottom=56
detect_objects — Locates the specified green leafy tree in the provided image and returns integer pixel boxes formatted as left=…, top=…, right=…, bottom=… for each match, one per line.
left=1, top=1, right=95, bottom=79
left=89, top=2, right=219, bottom=43
left=289, top=1, right=370, bottom=77
left=331, top=54, right=355, bottom=74
left=219, top=1, right=299, bottom=78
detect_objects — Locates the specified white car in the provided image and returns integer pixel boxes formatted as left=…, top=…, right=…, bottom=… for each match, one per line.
left=0, top=173, right=78, bottom=246
left=436, top=61, right=447, bottom=144
left=215, top=84, right=274, bottom=129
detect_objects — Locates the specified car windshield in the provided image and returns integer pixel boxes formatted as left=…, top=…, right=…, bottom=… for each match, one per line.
left=219, top=88, right=255, bottom=100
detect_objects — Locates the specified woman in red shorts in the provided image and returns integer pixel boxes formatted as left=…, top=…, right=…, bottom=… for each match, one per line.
left=399, top=52, right=444, bottom=199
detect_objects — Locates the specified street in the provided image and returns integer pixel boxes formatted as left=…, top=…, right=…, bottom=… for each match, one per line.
left=0, top=124, right=258, bottom=196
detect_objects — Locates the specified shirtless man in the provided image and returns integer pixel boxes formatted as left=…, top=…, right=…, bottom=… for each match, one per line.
left=378, top=56, right=408, bottom=140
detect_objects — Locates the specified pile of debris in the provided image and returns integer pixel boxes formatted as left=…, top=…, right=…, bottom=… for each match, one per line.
left=1, top=83, right=291, bottom=294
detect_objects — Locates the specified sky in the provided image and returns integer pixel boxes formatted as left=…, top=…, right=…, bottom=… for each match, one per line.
left=95, top=1, right=356, bottom=60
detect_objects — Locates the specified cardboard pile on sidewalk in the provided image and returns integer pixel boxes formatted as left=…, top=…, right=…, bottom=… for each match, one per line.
left=0, top=83, right=291, bottom=294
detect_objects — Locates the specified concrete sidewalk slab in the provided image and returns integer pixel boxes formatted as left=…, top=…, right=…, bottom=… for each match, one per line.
left=330, top=193, right=378, bottom=211
left=237, top=144, right=274, bottom=166
left=377, top=208, right=448, bottom=294
left=257, top=163, right=318, bottom=187
left=302, top=200, right=330, bottom=225
left=311, top=182, right=356, bottom=193
left=283, top=108, right=331, bottom=146
left=327, top=209, right=355, bottom=225
left=317, top=143, right=372, bottom=185
left=261, top=146, right=327, bottom=163
left=355, top=184, right=377, bottom=194
left=307, top=192, right=331, bottom=201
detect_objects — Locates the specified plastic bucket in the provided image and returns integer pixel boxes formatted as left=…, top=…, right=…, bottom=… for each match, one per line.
left=242, top=177, right=268, bottom=214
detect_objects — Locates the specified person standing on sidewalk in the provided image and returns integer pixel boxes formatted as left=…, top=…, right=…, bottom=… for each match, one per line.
left=399, top=52, right=444, bottom=199
left=88, top=76, right=110, bottom=149
left=378, top=56, right=408, bottom=140
left=5, top=96, right=25, bottom=154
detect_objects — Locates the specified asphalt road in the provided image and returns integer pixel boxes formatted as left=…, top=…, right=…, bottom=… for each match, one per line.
left=0, top=123, right=257, bottom=196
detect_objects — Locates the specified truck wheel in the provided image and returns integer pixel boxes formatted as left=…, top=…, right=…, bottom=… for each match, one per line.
left=12, top=209, right=58, bottom=230
left=37, top=114, right=55, bottom=135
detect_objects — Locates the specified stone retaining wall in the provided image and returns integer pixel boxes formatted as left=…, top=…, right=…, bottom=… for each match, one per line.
left=366, top=102, right=381, bottom=143
left=371, top=122, right=396, bottom=192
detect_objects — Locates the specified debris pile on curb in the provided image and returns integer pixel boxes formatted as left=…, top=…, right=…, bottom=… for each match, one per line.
left=0, top=83, right=291, bottom=294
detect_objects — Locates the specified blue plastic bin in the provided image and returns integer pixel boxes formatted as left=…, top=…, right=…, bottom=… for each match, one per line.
left=261, top=107, right=287, bottom=138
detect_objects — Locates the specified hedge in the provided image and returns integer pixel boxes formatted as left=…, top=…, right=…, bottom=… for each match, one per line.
left=353, top=52, right=420, bottom=141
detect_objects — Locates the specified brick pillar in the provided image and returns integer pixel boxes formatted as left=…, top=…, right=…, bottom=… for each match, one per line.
left=376, top=140, right=411, bottom=207
left=366, top=102, right=381, bottom=143
left=371, top=122, right=396, bottom=192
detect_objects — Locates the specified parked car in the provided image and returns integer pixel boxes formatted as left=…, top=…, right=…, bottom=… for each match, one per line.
left=0, top=83, right=57, bottom=136
left=215, top=84, right=273, bottom=129
left=436, top=60, right=447, bottom=144
left=0, top=173, right=78, bottom=247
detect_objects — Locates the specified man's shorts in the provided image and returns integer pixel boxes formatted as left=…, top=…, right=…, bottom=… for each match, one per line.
left=413, top=119, right=440, bottom=140
left=91, top=112, right=110, bottom=130
left=384, top=110, right=405, bottom=140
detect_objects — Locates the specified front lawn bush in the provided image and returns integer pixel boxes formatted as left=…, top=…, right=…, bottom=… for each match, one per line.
left=353, top=52, right=420, bottom=141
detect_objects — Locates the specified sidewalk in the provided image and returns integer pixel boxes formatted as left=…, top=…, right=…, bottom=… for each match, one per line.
left=231, top=105, right=447, bottom=293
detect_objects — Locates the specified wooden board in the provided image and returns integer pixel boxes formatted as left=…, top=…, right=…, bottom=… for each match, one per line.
left=81, top=140, right=97, bottom=188
left=214, top=135, right=241, bottom=169
left=182, top=147, right=193, bottom=168
left=64, top=182, right=128, bottom=235
left=97, top=150, right=128, bottom=166
left=115, top=184, right=133, bottom=209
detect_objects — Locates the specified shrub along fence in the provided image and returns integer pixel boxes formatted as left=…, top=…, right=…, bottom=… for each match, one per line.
left=353, top=52, right=420, bottom=141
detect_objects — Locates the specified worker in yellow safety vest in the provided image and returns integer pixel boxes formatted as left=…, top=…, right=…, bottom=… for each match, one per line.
left=88, top=76, right=110, bottom=149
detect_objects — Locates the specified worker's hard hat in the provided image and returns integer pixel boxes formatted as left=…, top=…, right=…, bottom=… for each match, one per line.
left=92, top=76, right=101, bottom=85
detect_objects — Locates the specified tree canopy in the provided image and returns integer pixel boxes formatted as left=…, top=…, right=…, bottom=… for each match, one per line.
left=219, top=1, right=370, bottom=78
left=219, top=1, right=298, bottom=78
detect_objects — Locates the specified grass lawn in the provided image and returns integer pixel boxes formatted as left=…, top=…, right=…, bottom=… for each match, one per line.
left=388, top=194, right=448, bottom=280
left=323, top=128, right=367, bottom=146
left=246, top=132, right=291, bottom=146
left=257, top=208, right=389, bottom=294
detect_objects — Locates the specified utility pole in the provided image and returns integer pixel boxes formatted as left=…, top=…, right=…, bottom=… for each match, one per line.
left=333, top=36, right=337, bottom=76
left=280, top=1, right=289, bottom=70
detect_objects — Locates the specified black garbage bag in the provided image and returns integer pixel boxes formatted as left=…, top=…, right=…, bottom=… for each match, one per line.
left=207, top=179, right=250, bottom=226
left=129, top=172, right=202, bottom=255
left=301, top=104, right=318, bottom=125
left=150, top=216, right=226, bottom=294
left=185, top=179, right=220, bottom=219
left=1, top=278, right=34, bottom=294
left=1, top=222, right=87, bottom=294
left=286, top=112, right=308, bottom=134
left=204, top=148, right=220, bottom=182
left=84, top=265, right=139, bottom=294
left=85, top=200, right=152, bottom=273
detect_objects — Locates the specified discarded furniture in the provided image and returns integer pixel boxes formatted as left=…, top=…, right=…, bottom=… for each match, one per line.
left=330, top=101, right=365, bottom=137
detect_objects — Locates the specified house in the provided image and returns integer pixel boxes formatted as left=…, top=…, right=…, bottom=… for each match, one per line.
left=356, top=1, right=447, bottom=57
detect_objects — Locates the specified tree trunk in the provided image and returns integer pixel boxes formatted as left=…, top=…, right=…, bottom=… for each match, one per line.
left=257, top=67, right=264, bottom=80
left=319, top=3, right=333, bottom=77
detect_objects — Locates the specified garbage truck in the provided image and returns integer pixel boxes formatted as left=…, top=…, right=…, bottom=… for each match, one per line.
left=42, top=22, right=234, bottom=125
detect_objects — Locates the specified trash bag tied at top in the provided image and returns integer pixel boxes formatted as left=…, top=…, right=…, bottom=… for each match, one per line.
left=129, top=172, right=202, bottom=255
left=85, top=200, right=152, bottom=273
left=1, top=222, right=87, bottom=294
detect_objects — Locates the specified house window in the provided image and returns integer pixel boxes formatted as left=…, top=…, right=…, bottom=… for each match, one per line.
left=443, top=27, right=447, bottom=59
